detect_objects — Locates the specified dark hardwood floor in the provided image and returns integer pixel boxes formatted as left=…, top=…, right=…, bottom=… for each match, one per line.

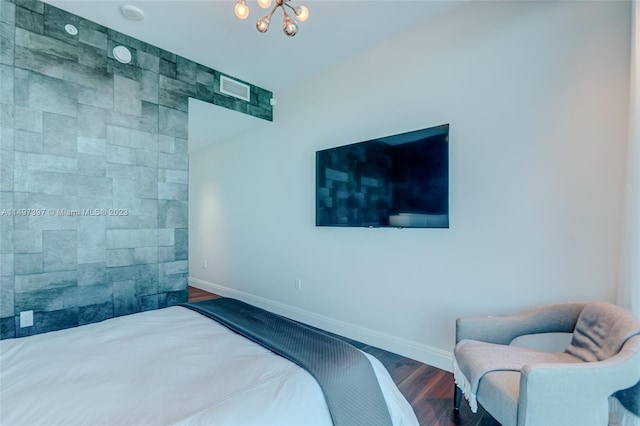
left=187, top=286, right=499, bottom=426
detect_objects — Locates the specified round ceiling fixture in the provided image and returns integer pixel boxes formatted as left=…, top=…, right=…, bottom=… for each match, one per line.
left=113, top=45, right=132, bottom=64
left=64, top=24, right=78, bottom=35
left=120, top=4, right=145, bottom=21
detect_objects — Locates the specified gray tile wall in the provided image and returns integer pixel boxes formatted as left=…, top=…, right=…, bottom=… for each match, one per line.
left=0, top=0, right=273, bottom=338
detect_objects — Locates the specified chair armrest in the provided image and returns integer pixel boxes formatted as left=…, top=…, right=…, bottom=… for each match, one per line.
left=517, top=336, right=640, bottom=426
left=456, top=302, right=586, bottom=345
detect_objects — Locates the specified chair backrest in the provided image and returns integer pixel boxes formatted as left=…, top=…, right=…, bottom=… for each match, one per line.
left=565, top=301, right=640, bottom=362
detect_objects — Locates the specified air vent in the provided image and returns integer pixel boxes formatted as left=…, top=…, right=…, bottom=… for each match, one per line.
left=220, top=76, right=251, bottom=102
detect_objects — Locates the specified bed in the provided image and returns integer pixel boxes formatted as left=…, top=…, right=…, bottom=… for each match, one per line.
left=0, top=298, right=419, bottom=426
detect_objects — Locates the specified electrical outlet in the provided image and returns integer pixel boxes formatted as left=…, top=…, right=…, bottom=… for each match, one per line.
left=20, top=310, right=33, bottom=328
left=294, top=278, right=302, bottom=290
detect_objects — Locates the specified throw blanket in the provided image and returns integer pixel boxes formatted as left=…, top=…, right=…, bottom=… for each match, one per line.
left=452, top=341, right=580, bottom=412
left=181, top=298, right=393, bottom=426
left=453, top=301, right=640, bottom=414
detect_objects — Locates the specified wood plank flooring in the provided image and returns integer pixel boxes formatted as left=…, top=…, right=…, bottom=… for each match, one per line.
left=187, top=286, right=499, bottom=426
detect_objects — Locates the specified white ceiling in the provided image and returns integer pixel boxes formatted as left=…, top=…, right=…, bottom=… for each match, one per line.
left=43, top=0, right=467, bottom=149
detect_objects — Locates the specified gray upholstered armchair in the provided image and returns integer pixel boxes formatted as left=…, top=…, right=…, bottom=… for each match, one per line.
left=452, top=301, right=640, bottom=426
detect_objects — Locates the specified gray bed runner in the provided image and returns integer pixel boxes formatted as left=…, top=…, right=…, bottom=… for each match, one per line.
left=181, top=298, right=393, bottom=426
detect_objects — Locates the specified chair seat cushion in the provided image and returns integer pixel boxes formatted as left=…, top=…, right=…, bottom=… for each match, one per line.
left=477, top=370, right=520, bottom=426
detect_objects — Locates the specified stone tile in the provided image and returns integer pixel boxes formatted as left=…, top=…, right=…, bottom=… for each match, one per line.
left=64, top=288, right=100, bottom=315
left=0, top=65, right=14, bottom=105
left=43, top=230, right=77, bottom=272
left=14, top=106, right=42, bottom=132
left=13, top=68, right=28, bottom=107
left=14, top=129, right=42, bottom=153
left=78, top=301, right=112, bottom=325
left=15, top=27, right=77, bottom=61
left=27, top=72, right=78, bottom=117
left=106, top=145, right=136, bottom=165
left=78, top=137, right=106, bottom=155
left=137, top=50, right=159, bottom=73
left=165, top=289, right=187, bottom=306
left=157, top=135, right=174, bottom=154
left=139, top=70, right=159, bottom=104
left=14, top=169, right=78, bottom=195
left=0, top=148, right=14, bottom=189
left=158, top=246, right=174, bottom=262
left=0, top=22, right=15, bottom=67
left=106, top=229, right=156, bottom=249
left=14, top=252, right=42, bottom=274
left=174, top=228, right=187, bottom=260
left=42, top=113, right=78, bottom=158
left=77, top=262, right=106, bottom=286
left=140, top=294, right=158, bottom=312
left=158, top=106, right=187, bottom=139
left=175, top=56, right=196, bottom=84
left=20, top=0, right=45, bottom=14
left=140, top=101, right=159, bottom=133
left=14, top=45, right=64, bottom=79
left=106, top=125, right=157, bottom=151
left=113, top=75, right=141, bottom=116
left=158, top=182, right=187, bottom=201
left=0, top=316, right=14, bottom=339
left=163, top=169, right=188, bottom=184
left=79, top=26, right=108, bottom=50
left=159, top=58, right=176, bottom=78
left=78, top=43, right=107, bottom=71
left=13, top=229, right=42, bottom=253
left=15, top=287, right=64, bottom=312
left=157, top=228, right=174, bottom=246
left=77, top=104, right=108, bottom=138
left=14, top=270, right=77, bottom=292
left=0, top=276, right=14, bottom=317
left=15, top=5, right=43, bottom=34
left=113, top=279, right=139, bottom=317
left=134, top=246, right=157, bottom=264
left=137, top=166, right=157, bottom=199
left=0, top=0, right=16, bottom=26
left=0, top=253, right=12, bottom=275
left=106, top=248, right=133, bottom=267
left=15, top=152, right=78, bottom=173
left=158, top=200, right=187, bottom=228
left=77, top=153, right=106, bottom=177
left=135, top=149, right=157, bottom=168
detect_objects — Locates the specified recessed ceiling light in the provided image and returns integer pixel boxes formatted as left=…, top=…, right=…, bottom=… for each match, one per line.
left=120, top=4, right=145, bottom=21
left=64, top=24, right=78, bottom=35
left=113, top=45, right=132, bottom=64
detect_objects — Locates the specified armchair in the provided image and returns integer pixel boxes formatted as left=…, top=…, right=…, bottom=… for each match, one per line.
left=452, top=301, right=640, bottom=426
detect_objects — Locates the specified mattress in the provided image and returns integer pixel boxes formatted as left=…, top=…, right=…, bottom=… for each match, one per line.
left=0, top=306, right=419, bottom=425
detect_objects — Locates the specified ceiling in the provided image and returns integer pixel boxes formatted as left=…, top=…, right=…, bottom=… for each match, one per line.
left=42, top=0, right=467, bottom=149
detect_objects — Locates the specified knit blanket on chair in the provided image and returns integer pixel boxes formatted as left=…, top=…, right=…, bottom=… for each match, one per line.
left=453, top=301, right=640, bottom=414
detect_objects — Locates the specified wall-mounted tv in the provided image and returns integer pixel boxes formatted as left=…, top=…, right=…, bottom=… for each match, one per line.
left=316, top=124, right=449, bottom=228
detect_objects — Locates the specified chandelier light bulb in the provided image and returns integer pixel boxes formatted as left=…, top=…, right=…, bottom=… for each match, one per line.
left=294, top=5, right=308, bottom=22
left=257, top=0, right=272, bottom=9
left=283, top=16, right=298, bottom=36
left=234, top=0, right=249, bottom=19
left=256, top=15, right=270, bottom=33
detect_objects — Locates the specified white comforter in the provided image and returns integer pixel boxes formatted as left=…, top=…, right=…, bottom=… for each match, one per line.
left=0, top=306, right=418, bottom=426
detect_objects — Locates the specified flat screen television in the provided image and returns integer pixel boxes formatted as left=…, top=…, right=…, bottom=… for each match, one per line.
left=316, top=124, right=449, bottom=228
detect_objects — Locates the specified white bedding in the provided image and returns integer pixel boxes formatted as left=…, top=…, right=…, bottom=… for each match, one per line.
left=0, top=306, right=418, bottom=426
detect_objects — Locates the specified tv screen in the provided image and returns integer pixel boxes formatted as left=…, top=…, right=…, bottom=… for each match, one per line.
left=316, top=124, right=449, bottom=228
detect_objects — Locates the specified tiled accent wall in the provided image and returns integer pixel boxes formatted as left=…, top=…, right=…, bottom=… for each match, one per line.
left=0, top=0, right=273, bottom=338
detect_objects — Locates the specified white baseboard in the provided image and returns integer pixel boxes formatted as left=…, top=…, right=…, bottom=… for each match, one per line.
left=189, top=277, right=453, bottom=372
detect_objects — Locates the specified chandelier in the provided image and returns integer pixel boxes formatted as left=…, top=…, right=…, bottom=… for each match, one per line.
left=234, top=0, right=309, bottom=37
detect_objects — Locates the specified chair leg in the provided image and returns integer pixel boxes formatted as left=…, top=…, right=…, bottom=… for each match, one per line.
left=454, top=384, right=463, bottom=410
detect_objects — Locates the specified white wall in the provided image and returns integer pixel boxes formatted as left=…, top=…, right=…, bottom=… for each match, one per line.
left=189, top=1, right=631, bottom=370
